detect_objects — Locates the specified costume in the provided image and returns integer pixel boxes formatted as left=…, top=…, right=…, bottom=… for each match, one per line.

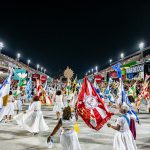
left=5, top=95, right=15, bottom=116
left=113, top=115, right=137, bottom=150
left=14, top=101, right=49, bottom=133
left=60, top=118, right=81, bottom=150
left=15, top=94, right=22, bottom=111
left=53, top=95, right=64, bottom=112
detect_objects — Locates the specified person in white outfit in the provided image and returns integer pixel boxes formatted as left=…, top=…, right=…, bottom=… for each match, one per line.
left=53, top=90, right=64, bottom=119
left=107, top=105, right=137, bottom=150
left=14, top=95, right=49, bottom=135
left=5, top=91, right=15, bottom=121
left=15, top=94, right=23, bottom=114
left=47, top=106, right=81, bottom=150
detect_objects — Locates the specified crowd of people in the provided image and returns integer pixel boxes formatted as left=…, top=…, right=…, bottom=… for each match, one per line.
left=98, top=76, right=150, bottom=114
left=0, top=71, right=149, bottom=150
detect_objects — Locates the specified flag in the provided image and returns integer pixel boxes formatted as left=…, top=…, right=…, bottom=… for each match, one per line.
left=36, top=79, right=42, bottom=96
left=72, top=76, right=77, bottom=93
left=25, top=77, right=32, bottom=100
left=76, top=77, right=112, bottom=130
left=1, top=70, right=12, bottom=106
left=0, top=69, right=12, bottom=121
left=121, top=80, right=139, bottom=123
left=104, top=78, right=115, bottom=103
left=107, top=93, right=115, bottom=104
left=66, top=79, right=71, bottom=95
left=104, top=77, right=112, bottom=95
left=138, top=74, right=150, bottom=100
left=0, top=76, right=10, bottom=90
left=44, top=80, right=47, bottom=90
left=128, top=83, right=137, bottom=99
left=93, top=81, right=104, bottom=98
left=76, top=81, right=81, bottom=92
left=112, top=63, right=122, bottom=79
left=44, top=81, right=52, bottom=105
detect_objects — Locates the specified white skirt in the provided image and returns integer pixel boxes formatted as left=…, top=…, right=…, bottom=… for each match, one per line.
left=14, top=110, right=49, bottom=133
left=0, top=106, right=7, bottom=121
left=60, top=130, right=81, bottom=150
left=5, top=102, right=15, bottom=116
left=113, top=130, right=137, bottom=150
left=53, top=102, right=64, bottom=112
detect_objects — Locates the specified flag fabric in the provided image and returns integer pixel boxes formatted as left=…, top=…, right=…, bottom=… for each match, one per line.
left=104, top=78, right=112, bottom=95
left=44, top=81, right=52, bottom=105
left=0, top=69, right=12, bottom=121
left=138, top=74, right=150, bottom=100
left=93, top=81, right=104, bottom=98
left=1, top=70, right=12, bottom=106
left=0, top=76, right=9, bottom=90
left=76, top=77, right=112, bottom=130
left=36, top=79, right=52, bottom=105
left=44, top=80, right=47, bottom=90
left=36, top=79, right=45, bottom=104
left=65, top=79, right=70, bottom=95
left=45, top=94, right=52, bottom=105
left=128, top=83, right=137, bottom=99
left=121, top=80, right=139, bottom=123
left=0, top=76, right=9, bottom=108
left=112, top=63, right=122, bottom=79
left=104, top=78, right=115, bottom=103
left=72, top=76, right=77, bottom=93
left=25, top=77, right=32, bottom=100
left=76, top=82, right=81, bottom=92
left=12, top=68, right=27, bottom=86
left=36, top=79, right=42, bottom=96
left=107, top=93, right=115, bottom=104
left=87, top=76, right=94, bottom=82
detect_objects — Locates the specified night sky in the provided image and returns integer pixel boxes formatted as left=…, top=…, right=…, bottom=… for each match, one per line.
left=0, top=1, right=150, bottom=78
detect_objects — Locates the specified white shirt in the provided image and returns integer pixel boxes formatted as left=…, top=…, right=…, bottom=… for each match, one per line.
left=116, top=116, right=130, bottom=132
left=29, top=101, right=41, bottom=111
left=55, top=95, right=63, bottom=103
left=8, top=95, right=15, bottom=102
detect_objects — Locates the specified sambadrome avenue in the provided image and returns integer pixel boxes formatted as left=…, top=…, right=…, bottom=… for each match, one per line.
left=0, top=1, right=150, bottom=150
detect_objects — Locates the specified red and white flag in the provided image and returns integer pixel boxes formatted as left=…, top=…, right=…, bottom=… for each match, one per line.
left=76, top=77, right=112, bottom=130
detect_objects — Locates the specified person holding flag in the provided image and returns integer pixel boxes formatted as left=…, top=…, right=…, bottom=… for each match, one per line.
left=4, top=91, right=15, bottom=121
left=0, top=68, right=13, bottom=122
left=15, top=93, right=23, bottom=114
left=25, top=77, right=32, bottom=102
left=14, top=95, right=49, bottom=135
left=112, top=63, right=139, bottom=140
left=107, top=104, right=137, bottom=150
left=47, top=106, right=81, bottom=150
left=53, top=90, right=64, bottom=120
left=76, top=77, right=112, bottom=131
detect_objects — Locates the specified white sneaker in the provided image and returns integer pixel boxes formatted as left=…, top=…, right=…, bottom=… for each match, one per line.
left=47, top=139, right=53, bottom=149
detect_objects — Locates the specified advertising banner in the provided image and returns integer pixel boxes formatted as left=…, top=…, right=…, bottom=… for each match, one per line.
left=32, top=74, right=40, bottom=81
left=40, top=75, right=47, bottom=83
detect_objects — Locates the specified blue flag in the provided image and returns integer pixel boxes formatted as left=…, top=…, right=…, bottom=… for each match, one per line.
left=0, top=76, right=10, bottom=90
left=112, top=63, right=122, bottom=79
left=94, top=81, right=104, bottom=98
left=104, top=78, right=115, bottom=103
left=25, top=78, right=32, bottom=100
left=121, top=80, right=139, bottom=123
